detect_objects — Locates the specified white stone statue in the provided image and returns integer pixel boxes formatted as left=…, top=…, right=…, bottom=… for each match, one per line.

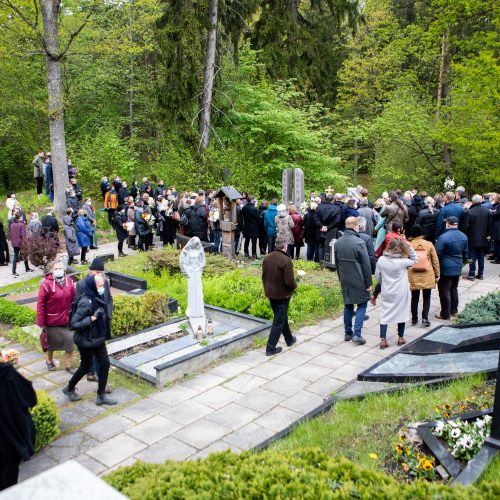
left=179, top=237, right=206, bottom=335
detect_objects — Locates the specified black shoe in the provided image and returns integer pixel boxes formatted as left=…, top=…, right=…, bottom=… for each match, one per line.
left=422, top=319, right=431, bottom=327
left=286, top=336, right=297, bottom=347
left=465, top=275, right=475, bottom=281
left=493, top=261, right=500, bottom=264
left=96, top=393, right=117, bottom=406
left=266, top=346, right=283, bottom=356
left=364, top=315, right=369, bottom=321
left=62, top=386, right=81, bottom=402
left=352, top=336, right=367, bottom=345
left=65, top=367, right=76, bottom=374
left=344, top=334, right=353, bottom=341
left=476, top=275, right=484, bottom=280
left=26, top=268, right=34, bottom=273
left=411, top=319, right=418, bottom=326
left=119, top=252, right=127, bottom=257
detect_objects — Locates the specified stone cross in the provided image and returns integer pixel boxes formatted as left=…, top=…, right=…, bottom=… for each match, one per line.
left=179, top=237, right=206, bottom=335
left=325, top=185, right=334, bottom=195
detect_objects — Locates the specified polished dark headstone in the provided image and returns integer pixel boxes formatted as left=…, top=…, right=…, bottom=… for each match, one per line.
left=107, top=270, right=147, bottom=292
left=320, top=228, right=339, bottom=270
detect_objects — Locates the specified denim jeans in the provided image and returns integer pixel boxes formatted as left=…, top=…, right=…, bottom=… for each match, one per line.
left=267, top=298, right=293, bottom=349
left=267, top=236, right=276, bottom=253
left=343, top=302, right=367, bottom=338
left=212, top=230, right=221, bottom=253
left=468, top=246, right=485, bottom=277
left=306, top=242, right=319, bottom=262
left=380, top=322, right=405, bottom=338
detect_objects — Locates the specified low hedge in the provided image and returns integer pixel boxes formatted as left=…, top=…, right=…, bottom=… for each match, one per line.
left=457, top=291, right=500, bottom=324
left=111, top=291, right=170, bottom=337
left=105, top=448, right=498, bottom=499
left=0, top=298, right=37, bottom=326
left=31, top=390, right=59, bottom=451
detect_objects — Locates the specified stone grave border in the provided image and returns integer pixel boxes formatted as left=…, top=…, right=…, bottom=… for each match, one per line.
left=106, top=270, right=147, bottom=293
left=357, top=321, right=500, bottom=383
left=176, top=233, right=214, bottom=253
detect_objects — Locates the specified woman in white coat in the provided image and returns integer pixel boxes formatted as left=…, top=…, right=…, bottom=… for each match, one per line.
left=375, top=238, right=417, bottom=349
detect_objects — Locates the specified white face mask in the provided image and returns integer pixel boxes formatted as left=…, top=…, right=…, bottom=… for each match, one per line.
left=53, top=270, right=64, bottom=279
left=97, top=287, right=105, bottom=296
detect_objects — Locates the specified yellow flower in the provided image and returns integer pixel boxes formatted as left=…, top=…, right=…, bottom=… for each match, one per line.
left=395, top=444, right=404, bottom=455
left=471, top=396, right=476, bottom=400
left=423, top=460, right=433, bottom=471
left=398, top=434, right=405, bottom=442
left=402, top=462, right=410, bottom=473
left=417, top=452, right=425, bottom=460
left=369, top=453, right=378, bottom=460
left=435, top=405, right=440, bottom=412
left=405, top=447, right=411, bottom=455
left=444, top=404, right=451, bottom=410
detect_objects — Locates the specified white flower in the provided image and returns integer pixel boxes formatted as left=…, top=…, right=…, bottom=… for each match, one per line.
left=483, top=415, right=492, bottom=424
left=297, top=270, right=306, bottom=277
left=450, top=428, right=461, bottom=439
left=434, top=421, right=444, bottom=436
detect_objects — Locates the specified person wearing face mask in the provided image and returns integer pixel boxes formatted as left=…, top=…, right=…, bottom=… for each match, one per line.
left=64, top=272, right=116, bottom=405
left=36, top=258, right=76, bottom=372
left=82, top=197, right=97, bottom=249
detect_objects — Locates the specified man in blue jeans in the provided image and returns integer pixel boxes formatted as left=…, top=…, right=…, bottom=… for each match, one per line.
left=262, top=236, right=297, bottom=356
left=334, top=217, right=373, bottom=345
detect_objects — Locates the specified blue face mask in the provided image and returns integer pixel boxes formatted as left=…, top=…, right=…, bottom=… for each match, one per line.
left=97, top=287, right=105, bottom=296
left=53, top=270, right=64, bottom=279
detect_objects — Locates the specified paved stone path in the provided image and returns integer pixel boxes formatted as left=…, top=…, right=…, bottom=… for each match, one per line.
left=12, top=259, right=497, bottom=479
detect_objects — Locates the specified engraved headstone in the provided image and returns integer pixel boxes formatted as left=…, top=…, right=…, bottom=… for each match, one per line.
left=294, top=168, right=304, bottom=210
left=282, top=168, right=293, bottom=206
left=179, top=237, right=206, bottom=335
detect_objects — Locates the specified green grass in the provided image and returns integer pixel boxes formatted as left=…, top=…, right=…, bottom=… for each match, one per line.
left=6, top=326, right=42, bottom=352
left=108, top=367, right=156, bottom=398
left=272, top=375, right=493, bottom=475
left=0, top=276, right=43, bottom=296
left=479, top=456, right=500, bottom=485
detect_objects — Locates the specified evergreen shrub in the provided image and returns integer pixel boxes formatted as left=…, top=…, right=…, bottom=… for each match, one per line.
left=105, top=448, right=497, bottom=499
left=31, top=390, right=59, bottom=451
left=111, top=291, right=170, bottom=337
left=0, top=298, right=36, bottom=326
left=457, top=291, right=500, bottom=324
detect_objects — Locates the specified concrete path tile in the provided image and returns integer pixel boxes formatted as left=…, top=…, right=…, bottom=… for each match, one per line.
left=106, top=457, right=137, bottom=474
left=161, top=400, right=213, bottom=425
left=286, top=363, right=332, bottom=382
left=126, top=415, right=183, bottom=444
left=297, top=325, right=332, bottom=335
left=261, top=374, right=310, bottom=397
left=19, top=452, right=58, bottom=481
left=192, top=385, right=240, bottom=409
left=292, top=341, right=330, bottom=356
left=190, top=441, right=242, bottom=460
left=312, top=351, right=349, bottom=369
left=32, top=378, right=57, bottom=391
left=206, top=403, right=260, bottom=431
left=181, top=373, right=225, bottom=392
left=87, top=434, right=147, bottom=467
left=332, top=363, right=363, bottom=382
left=231, top=350, right=266, bottom=368
left=224, top=423, right=275, bottom=449
left=246, top=361, right=291, bottom=380
left=59, top=408, right=88, bottom=431
left=307, top=376, right=345, bottom=397
left=174, top=419, right=230, bottom=449
left=223, top=373, right=268, bottom=394
left=82, top=414, right=135, bottom=442
left=281, top=390, right=325, bottom=414
left=253, top=406, right=302, bottom=433
left=349, top=353, right=386, bottom=369
left=236, top=388, right=287, bottom=413
left=119, top=398, right=169, bottom=423
left=150, top=385, right=199, bottom=406
left=313, top=333, right=344, bottom=346
left=134, top=436, right=196, bottom=463
left=74, top=453, right=108, bottom=476
left=271, top=350, right=312, bottom=368
left=109, top=387, right=140, bottom=405
left=330, top=341, right=372, bottom=357
left=208, top=361, right=249, bottom=378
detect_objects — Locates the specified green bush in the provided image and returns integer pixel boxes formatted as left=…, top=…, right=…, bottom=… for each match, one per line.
left=457, top=291, right=500, bottom=324
left=0, top=298, right=37, bottom=326
left=111, top=291, right=170, bottom=338
left=31, top=390, right=59, bottom=452
left=104, top=447, right=497, bottom=499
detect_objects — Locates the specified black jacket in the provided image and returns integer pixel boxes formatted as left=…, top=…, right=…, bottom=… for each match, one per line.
left=114, top=209, right=128, bottom=242
left=188, top=204, right=209, bottom=241
left=70, top=295, right=108, bottom=347
left=313, top=202, right=341, bottom=239
left=0, top=363, right=37, bottom=461
left=465, top=203, right=490, bottom=247
left=303, top=208, right=319, bottom=244
left=490, top=203, right=500, bottom=241
left=416, top=207, right=440, bottom=242
left=258, top=205, right=267, bottom=238
left=242, top=202, right=260, bottom=238
left=42, top=214, right=59, bottom=235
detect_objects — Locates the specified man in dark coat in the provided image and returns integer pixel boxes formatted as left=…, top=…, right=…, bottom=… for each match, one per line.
left=435, top=192, right=465, bottom=239
left=41, top=207, right=59, bottom=241
left=358, top=217, right=376, bottom=273
left=0, top=361, right=37, bottom=490
left=187, top=199, right=209, bottom=242
left=257, top=200, right=268, bottom=256
left=464, top=194, right=490, bottom=280
left=242, top=197, right=260, bottom=258
left=334, top=216, right=372, bottom=345
left=314, top=194, right=342, bottom=261
left=262, top=236, right=297, bottom=356
left=435, top=216, right=468, bottom=320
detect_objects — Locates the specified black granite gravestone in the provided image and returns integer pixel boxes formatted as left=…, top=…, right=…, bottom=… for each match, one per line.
left=107, top=270, right=147, bottom=292
left=320, top=228, right=339, bottom=270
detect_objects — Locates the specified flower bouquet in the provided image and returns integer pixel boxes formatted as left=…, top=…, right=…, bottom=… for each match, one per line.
left=1, top=349, right=20, bottom=365
left=443, top=177, right=455, bottom=191
left=141, top=212, right=155, bottom=227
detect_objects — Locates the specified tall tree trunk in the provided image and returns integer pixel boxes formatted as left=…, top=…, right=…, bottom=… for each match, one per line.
left=199, top=0, right=218, bottom=150
left=40, top=0, right=68, bottom=218
left=129, top=0, right=134, bottom=140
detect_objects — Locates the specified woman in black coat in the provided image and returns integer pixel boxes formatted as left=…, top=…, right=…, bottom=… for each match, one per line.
left=188, top=197, right=209, bottom=241
left=242, top=198, right=260, bottom=258
left=113, top=205, right=128, bottom=257
left=416, top=196, right=440, bottom=243
left=63, top=274, right=117, bottom=406
left=303, top=204, right=320, bottom=262
left=0, top=221, right=9, bottom=265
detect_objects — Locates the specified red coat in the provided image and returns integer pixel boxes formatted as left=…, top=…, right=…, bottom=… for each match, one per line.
left=10, top=221, right=26, bottom=248
left=290, top=212, right=304, bottom=245
left=36, top=274, right=75, bottom=327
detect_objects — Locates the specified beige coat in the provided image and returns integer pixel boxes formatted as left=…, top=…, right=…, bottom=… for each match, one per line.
left=408, top=237, right=440, bottom=290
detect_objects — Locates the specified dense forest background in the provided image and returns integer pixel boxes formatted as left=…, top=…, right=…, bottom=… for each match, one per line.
left=0, top=0, right=498, bottom=198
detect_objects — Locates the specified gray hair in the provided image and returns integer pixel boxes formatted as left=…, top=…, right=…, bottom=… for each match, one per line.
left=275, top=236, right=288, bottom=250
left=358, top=197, right=368, bottom=207
left=358, top=216, right=367, bottom=231
left=471, top=194, right=482, bottom=204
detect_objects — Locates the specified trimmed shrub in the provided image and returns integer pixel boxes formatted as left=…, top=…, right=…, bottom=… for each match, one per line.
left=111, top=291, right=170, bottom=338
left=457, top=291, right=500, bottom=324
left=104, top=447, right=497, bottom=499
left=0, top=298, right=37, bottom=326
left=31, top=390, right=59, bottom=451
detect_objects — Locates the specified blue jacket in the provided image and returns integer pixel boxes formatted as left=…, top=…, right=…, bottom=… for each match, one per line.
left=435, top=227, right=468, bottom=276
left=76, top=216, right=92, bottom=248
left=263, top=204, right=278, bottom=237
left=435, top=202, right=464, bottom=239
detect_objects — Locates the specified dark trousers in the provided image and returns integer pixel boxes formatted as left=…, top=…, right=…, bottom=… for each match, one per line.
left=0, top=446, right=20, bottom=491
left=12, top=247, right=29, bottom=274
left=411, top=289, right=432, bottom=321
left=107, top=208, right=115, bottom=226
left=380, top=322, right=405, bottom=338
left=267, top=298, right=293, bottom=349
left=373, top=282, right=382, bottom=298
left=80, top=246, right=88, bottom=262
left=234, top=233, right=241, bottom=255
left=138, top=235, right=150, bottom=251
left=287, top=244, right=301, bottom=259
left=118, top=241, right=124, bottom=254
left=468, top=246, right=485, bottom=277
left=318, top=239, right=326, bottom=260
left=438, top=274, right=460, bottom=319
left=127, top=235, right=136, bottom=248
left=259, top=235, right=267, bottom=255
left=35, top=176, right=43, bottom=195
left=306, top=242, right=319, bottom=262
left=244, top=237, right=257, bottom=257
left=495, top=240, right=500, bottom=260
left=68, top=343, right=110, bottom=395
left=267, top=236, right=276, bottom=253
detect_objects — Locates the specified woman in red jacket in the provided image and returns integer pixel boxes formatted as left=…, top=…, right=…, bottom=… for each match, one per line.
left=288, top=205, right=304, bottom=260
left=36, top=258, right=76, bottom=372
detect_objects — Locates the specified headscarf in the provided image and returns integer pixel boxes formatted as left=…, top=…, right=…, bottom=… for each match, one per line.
left=82, top=275, right=110, bottom=338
